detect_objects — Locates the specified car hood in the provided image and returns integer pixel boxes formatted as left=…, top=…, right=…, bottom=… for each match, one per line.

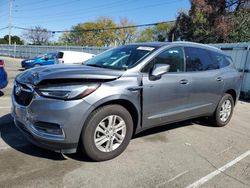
left=16, top=64, right=124, bottom=85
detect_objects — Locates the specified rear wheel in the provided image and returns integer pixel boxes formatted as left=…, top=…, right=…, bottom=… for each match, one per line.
left=80, top=105, right=133, bottom=161
left=210, top=94, right=234, bottom=127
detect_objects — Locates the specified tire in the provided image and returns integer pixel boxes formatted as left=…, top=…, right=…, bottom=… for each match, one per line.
left=80, top=105, right=133, bottom=161
left=211, top=94, right=234, bottom=127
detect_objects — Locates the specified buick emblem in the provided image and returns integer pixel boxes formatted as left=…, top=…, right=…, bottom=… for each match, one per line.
left=15, top=85, right=22, bottom=96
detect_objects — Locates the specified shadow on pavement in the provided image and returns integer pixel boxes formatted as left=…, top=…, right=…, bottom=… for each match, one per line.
left=133, top=117, right=215, bottom=139
left=0, top=113, right=66, bottom=161
left=0, top=91, right=4, bottom=97
left=0, top=113, right=215, bottom=162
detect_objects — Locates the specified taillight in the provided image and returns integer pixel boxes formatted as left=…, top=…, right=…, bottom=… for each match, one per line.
left=0, top=60, right=4, bottom=67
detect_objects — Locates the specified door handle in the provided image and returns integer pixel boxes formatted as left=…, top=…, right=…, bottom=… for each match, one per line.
left=179, top=79, right=189, bottom=85
left=216, top=77, right=223, bottom=82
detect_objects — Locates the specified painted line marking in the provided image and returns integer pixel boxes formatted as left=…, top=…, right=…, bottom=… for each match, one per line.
left=156, top=170, right=189, bottom=187
left=186, top=150, right=250, bottom=188
left=0, top=107, right=10, bottom=109
left=0, top=97, right=11, bottom=100
left=217, top=146, right=233, bottom=155
left=168, top=170, right=189, bottom=183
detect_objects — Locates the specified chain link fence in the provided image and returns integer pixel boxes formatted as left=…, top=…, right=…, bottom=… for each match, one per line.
left=0, top=44, right=109, bottom=58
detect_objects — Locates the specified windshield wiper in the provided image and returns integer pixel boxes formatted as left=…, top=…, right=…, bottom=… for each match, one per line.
left=86, top=64, right=104, bottom=68
left=86, top=64, right=127, bottom=71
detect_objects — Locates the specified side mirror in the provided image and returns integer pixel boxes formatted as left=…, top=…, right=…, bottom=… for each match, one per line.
left=151, top=64, right=170, bottom=77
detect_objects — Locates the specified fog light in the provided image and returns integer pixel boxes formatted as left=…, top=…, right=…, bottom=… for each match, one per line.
left=33, top=122, right=63, bottom=135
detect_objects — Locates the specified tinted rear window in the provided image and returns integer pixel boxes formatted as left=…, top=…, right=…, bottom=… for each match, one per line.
left=56, top=52, right=64, bottom=58
left=209, top=51, right=231, bottom=68
left=185, top=47, right=219, bottom=71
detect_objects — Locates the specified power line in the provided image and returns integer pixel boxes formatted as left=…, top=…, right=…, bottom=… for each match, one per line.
left=16, top=0, right=81, bottom=12
left=0, top=27, right=8, bottom=31
left=13, top=20, right=175, bottom=33
left=14, top=0, right=132, bottom=19
left=16, top=0, right=49, bottom=7
left=13, top=0, right=182, bottom=25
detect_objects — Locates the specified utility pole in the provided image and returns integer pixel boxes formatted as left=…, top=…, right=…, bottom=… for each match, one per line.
left=8, top=0, right=13, bottom=45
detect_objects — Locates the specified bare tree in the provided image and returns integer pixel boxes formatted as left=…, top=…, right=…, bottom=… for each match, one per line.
left=115, top=18, right=137, bottom=46
left=22, top=26, right=52, bottom=45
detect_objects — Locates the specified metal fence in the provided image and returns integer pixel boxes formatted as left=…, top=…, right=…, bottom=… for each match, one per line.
left=0, top=43, right=249, bottom=98
left=0, top=44, right=109, bottom=58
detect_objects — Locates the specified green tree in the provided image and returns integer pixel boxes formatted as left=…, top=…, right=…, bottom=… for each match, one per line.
left=59, top=17, right=117, bottom=47
left=0, top=35, right=23, bottom=45
left=228, top=9, right=250, bottom=42
left=172, top=0, right=250, bottom=43
left=137, top=23, right=174, bottom=42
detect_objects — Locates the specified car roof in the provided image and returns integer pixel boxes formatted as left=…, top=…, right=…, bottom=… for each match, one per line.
left=127, top=42, right=171, bottom=48
left=172, top=41, right=222, bottom=52
left=133, top=41, right=227, bottom=56
left=126, top=41, right=223, bottom=53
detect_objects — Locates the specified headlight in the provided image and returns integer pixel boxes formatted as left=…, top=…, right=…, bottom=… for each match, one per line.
left=36, top=83, right=100, bottom=100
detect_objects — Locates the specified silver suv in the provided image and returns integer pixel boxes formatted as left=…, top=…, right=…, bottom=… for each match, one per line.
left=12, top=42, right=241, bottom=161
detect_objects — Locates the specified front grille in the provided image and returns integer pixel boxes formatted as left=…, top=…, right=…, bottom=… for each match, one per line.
left=14, top=82, right=34, bottom=106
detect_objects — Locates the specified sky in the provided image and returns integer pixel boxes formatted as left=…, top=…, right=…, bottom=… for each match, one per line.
left=0, top=0, right=190, bottom=40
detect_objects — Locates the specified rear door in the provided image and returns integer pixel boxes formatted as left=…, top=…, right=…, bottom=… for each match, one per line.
left=184, top=47, right=224, bottom=115
left=142, top=46, right=192, bottom=128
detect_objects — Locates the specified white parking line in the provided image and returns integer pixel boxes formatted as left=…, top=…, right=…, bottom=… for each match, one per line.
left=156, top=170, right=189, bottom=187
left=0, top=97, right=10, bottom=100
left=217, top=146, right=233, bottom=155
left=168, top=170, right=189, bottom=183
left=186, top=150, right=250, bottom=188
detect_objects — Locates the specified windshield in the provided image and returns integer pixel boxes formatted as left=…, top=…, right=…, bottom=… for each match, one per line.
left=35, top=53, right=56, bottom=59
left=85, top=45, right=157, bottom=70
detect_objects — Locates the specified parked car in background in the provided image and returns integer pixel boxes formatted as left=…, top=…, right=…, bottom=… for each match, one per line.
left=12, top=42, right=240, bottom=161
left=56, top=51, right=95, bottom=64
left=21, top=53, right=57, bottom=69
left=0, top=60, right=8, bottom=90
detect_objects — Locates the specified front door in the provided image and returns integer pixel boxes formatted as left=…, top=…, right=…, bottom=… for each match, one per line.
left=142, top=47, right=191, bottom=128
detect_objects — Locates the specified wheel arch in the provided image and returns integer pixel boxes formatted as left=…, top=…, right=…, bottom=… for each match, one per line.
left=225, top=89, right=237, bottom=104
left=91, top=98, right=140, bottom=135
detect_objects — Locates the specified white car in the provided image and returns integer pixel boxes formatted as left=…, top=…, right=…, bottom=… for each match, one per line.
left=56, top=51, right=95, bottom=64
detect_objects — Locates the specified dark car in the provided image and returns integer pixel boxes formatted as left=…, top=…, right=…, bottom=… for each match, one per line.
left=12, top=42, right=240, bottom=161
left=21, top=53, right=57, bottom=69
left=0, top=60, right=8, bottom=90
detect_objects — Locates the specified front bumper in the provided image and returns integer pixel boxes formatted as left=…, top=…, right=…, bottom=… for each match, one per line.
left=11, top=91, right=93, bottom=153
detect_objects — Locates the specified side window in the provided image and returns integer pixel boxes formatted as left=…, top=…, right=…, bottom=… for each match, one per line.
left=142, top=47, right=184, bottom=73
left=185, top=47, right=219, bottom=71
left=210, top=51, right=231, bottom=68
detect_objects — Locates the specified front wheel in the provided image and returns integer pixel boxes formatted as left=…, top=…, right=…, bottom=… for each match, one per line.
left=80, top=105, right=133, bottom=161
left=210, top=94, right=234, bottom=127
